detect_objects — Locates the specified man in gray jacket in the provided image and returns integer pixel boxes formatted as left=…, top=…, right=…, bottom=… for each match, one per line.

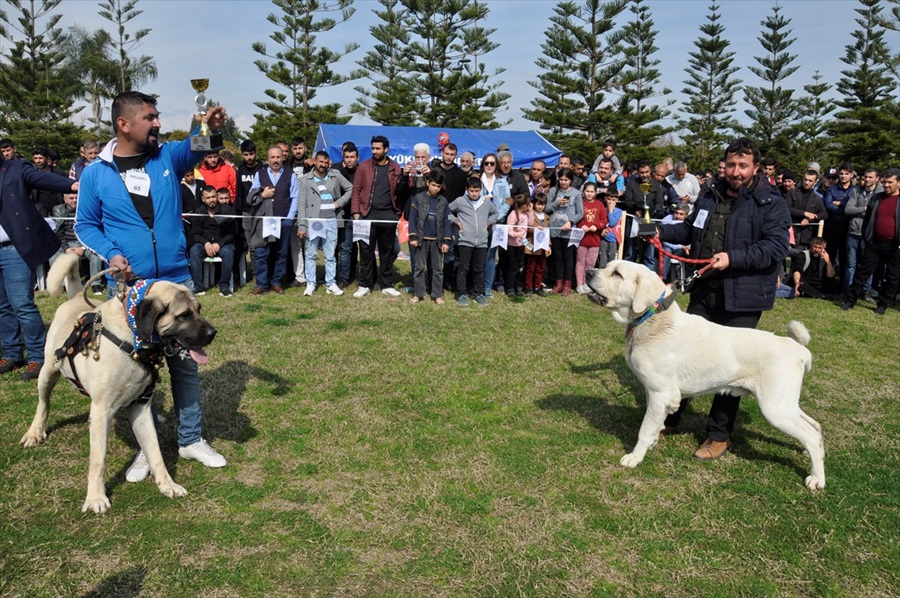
left=297, top=151, right=352, bottom=296
left=843, top=166, right=881, bottom=291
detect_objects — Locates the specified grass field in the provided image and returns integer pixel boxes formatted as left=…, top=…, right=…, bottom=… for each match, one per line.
left=1, top=262, right=898, bottom=597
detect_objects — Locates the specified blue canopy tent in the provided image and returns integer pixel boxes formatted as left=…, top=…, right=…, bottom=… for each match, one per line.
left=314, top=124, right=563, bottom=170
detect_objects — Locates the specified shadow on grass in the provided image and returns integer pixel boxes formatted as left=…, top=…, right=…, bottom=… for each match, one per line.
left=82, top=565, right=147, bottom=598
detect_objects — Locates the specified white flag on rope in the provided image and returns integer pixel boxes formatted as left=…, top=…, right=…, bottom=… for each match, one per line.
left=262, top=217, right=281, bottom=239
left=533, top=227, right=550, bottom=252
left=491, top=225, right=509, bottom=250
left=568, top=228, right=586, bottom=248
left=308, top=218, right=327, bottom=240
left=352, top=219, right=372, bottom=244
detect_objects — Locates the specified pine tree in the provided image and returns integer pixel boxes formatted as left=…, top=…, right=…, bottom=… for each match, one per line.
left=678, top=3, right=741, bottom=169
left=97, top=0, right=158, bottom=93
left=523, top=0, right=628, bottom=155
left=251, top=0, right=361, bottom=144
left=402, top=0, right=510, bottom=129
left=796, top=71, right=836, bottom=170
left=741, top=5, right=800, bottom=162
left=830, top=0, right=900, bottom=167
left=0, top=0, right=85, bottom=162
left=615, top=0, right=672, bottom=155
left=351, top=0, right=421, bottom=126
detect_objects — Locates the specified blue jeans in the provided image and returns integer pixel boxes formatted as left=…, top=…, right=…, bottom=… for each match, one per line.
left=107, top=278, right=203, bottom=446
left=304, top=221, right=338, bottom=286
left=338, top=225, right=354, bottom=284
left=253, top=222, right=292, bottom=288
left=189, top=243, right=236, bottom=291
left=0, top=244, right=45, bottom=363
left=844, top=234, right=871, bottom=291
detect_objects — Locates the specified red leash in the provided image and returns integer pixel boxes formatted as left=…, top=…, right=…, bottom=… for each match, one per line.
left=648, top=236, right=715, bottom=283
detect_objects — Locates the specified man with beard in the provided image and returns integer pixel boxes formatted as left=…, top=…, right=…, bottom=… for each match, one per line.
left=622, top=160, right=666, bottom=263
left=351, top=135, right=404, bottom=297
left=76, top=90, right=229, bottom=481
left=31, top=146, right=63, bottom=216
left=655, top=137, right=790, bottom=461
left=236, top=140, right=264, bottom=214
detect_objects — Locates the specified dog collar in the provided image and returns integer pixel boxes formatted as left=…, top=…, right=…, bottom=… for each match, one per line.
left=125, top=279, right=160, bottom=352
left=626, top=290, right=676, bottom=340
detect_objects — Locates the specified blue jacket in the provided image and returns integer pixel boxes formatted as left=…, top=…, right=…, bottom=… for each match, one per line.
left=75, top=135, right=204, bottom=282
left=658, top=175, right=791, bottom=312
left=0, top=158, right=74, bottom=269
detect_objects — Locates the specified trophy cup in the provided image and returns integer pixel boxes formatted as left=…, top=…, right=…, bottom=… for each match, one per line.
left=638, top=181, right=657, bottom=236
left=190, top=78, right=224, bottom=152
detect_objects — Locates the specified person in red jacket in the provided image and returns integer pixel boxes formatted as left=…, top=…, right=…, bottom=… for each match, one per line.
left=197, top=151, right=236, bottom=201
left=575, top=182, right=608, bottom=294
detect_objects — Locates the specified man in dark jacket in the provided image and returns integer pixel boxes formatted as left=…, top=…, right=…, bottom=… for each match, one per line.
left=786, top=170, right=828, bottom=250
left=622, top=160, right=667, bottom=264
left=189, top=186, right=237, bottom=296
left=841, top=167, right=900, bottom=315
left=656, top=137, right=791, bottom=461
left=0, top=153, right=78, bottom=379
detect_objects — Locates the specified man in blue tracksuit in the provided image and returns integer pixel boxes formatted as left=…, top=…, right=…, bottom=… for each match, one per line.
left=76, top=91, right=228, bottom=482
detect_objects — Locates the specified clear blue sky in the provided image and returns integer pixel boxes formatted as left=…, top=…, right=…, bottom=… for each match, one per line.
left=34, top=0, right=898, bottom=137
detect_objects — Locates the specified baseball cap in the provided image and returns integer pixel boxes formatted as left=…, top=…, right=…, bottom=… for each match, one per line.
left=824, top=167, right=838, bottom=178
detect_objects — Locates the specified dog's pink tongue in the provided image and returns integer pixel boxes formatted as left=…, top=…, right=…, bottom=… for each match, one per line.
left=190, top=348, right=209, bottom=365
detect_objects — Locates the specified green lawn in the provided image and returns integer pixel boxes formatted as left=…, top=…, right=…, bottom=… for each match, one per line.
left=1, top=264, right=898, bottom=596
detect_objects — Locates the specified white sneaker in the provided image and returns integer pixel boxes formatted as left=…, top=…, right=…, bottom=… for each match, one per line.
left=304, top=284, right=316, bottom=296
left=125, top=450, right=150, bottom=482
left=353, top=286, right=370, bottom=298
left=381, top=287, right=401, bottom=297
left=326, top=283, right=344, bottom=296
left=178, top=439, right=227, bottom=468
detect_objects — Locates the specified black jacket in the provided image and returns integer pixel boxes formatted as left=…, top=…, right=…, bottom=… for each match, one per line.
left=191, top=203, right=237, bottom=247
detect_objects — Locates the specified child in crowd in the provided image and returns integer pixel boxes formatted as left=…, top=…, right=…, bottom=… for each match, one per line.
left=545, top=167, right=584, bottom=296
left=575, top=182, right=608, bottom=293
left=408, top=169, right=452, bottom=304
left=505, top=194, right=531, bottom=297
left=524, top=193, right=551, bottom=296
left=599, top=191, right=622, bottom=268
left=449, top=177, right=499, bottom=306
left=591, top=140, right=622, bottom=183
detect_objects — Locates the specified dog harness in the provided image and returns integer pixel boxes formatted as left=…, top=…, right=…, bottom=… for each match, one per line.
left=54, top=286, right=165, bottom=403
left=625, top=290, right=677, bottom=342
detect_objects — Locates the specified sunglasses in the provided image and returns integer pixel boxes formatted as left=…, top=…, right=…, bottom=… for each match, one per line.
left=483, top=161, right=496, bottom=166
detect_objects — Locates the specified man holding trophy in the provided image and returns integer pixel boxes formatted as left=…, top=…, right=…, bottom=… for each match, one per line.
left=75, top=88, right=228, bottom=483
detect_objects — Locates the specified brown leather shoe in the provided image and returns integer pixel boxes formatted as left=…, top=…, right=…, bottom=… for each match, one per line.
left=693, top=438, right=732, bottom=461
left=250, top=287, right=269, bottom=295
left=271, top=285, right=285, bottom=294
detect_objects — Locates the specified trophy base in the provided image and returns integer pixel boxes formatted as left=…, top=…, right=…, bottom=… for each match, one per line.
left=638, top=222, right=658, bottom=237
left=191, top=133, right=224, bottom=153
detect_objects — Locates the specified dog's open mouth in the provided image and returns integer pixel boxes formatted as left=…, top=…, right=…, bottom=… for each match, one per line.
left=587, top=291, right=608, bottom=306
left=163, top=338, right=209, bottom=365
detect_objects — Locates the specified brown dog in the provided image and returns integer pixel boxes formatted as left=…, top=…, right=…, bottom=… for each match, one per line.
left=20, top=253, right=217, bottom=512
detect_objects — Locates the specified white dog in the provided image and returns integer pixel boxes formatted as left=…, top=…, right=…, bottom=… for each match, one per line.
left=586, top=261, right=825, bottom=490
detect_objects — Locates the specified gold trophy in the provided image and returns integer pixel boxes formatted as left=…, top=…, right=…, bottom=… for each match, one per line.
left=638, top=181, right=656, bottom=235
left=190, top=78, right=223, bottom=152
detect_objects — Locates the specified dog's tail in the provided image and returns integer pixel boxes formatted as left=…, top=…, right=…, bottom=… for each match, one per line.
left=46, top=253, right=83, bottom=299
left=787, top=320, right=811, bottom=347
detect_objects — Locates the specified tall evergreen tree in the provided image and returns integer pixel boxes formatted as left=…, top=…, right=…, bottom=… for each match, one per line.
left=741, top=5, right=799, bottom=162
left=402, top=0, right=509, bottom=129
left=351, top=0, right=421, bottom=126
left=523, top=0, right=628, bottom=156
left=796, top=71, right=836, bottom=169
left=615, top=0, right=672, bottom=153
left=251, top=0, right=361, bottom=144
left=0, top=0, right=85, bottom=161
left=678, top=3, right=741, bottom=169
left=830, top=0, right=900, bottom=167
left=97, top=0, right=158, bottom=93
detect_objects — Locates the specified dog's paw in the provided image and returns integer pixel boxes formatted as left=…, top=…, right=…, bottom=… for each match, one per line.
left=158, top=481, right=188, bottom=499
left=81, top=494, right=111, bottom=514
left=805, top=475, right=825, bottom=491
left=620, top=452, right=644, bottom=468
left=20, top=430, right=47, bottom=448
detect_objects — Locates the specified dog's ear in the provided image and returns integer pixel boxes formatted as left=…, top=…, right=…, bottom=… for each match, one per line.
left=134, top=297, right=166, bottom=340
left=630, top=266, right=660, bottom=315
